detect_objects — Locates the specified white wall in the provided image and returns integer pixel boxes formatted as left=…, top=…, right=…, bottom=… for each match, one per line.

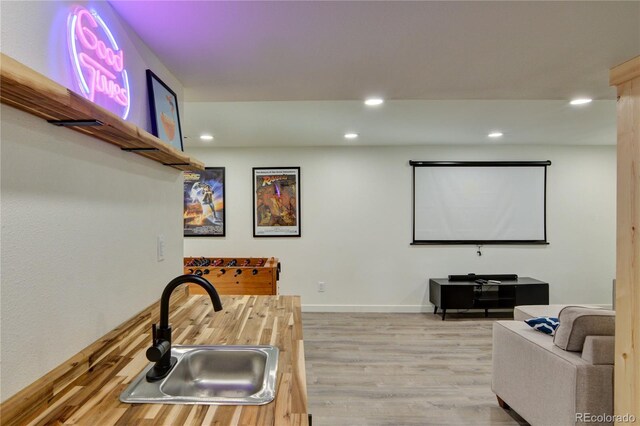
left=185, top=145, right=616, bottom=311
left=0, top=1, right=184, bottom=401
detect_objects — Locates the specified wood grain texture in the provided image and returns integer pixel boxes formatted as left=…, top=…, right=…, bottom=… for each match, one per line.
left=303, top=312, right=526, bottom=426
left=611, top=56, right=640, bottom=423
left=0, top=53, right=204, bottom=171
left=610, top=56, right=640, bottom=86
left=0, top=289, right=188, bottom=426
left=0, top=294, right=307, bottom=426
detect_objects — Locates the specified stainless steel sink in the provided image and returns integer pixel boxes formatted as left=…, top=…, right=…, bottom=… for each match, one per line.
left=120, top=345, right=278, bottom=405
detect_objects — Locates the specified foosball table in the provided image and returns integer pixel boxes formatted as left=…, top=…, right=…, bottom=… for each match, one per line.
left=183, top=257, right=280, bottom=295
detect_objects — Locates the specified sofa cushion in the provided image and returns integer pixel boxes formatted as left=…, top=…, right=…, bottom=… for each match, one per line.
left=524, top=316, right=560, bottom=335
left=581, top=336, right=615, bottom=365
left=553, top=307, right=615, bottom=352
left=494, top=320, right=589, bottom=365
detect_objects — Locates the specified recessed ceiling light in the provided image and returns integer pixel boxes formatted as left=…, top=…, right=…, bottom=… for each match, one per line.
left=200, top=134, right=214, bottom=141
left=364, top=97, right=384, bottom=106
left=344, top=132, right=359, bottom=139
left=488, top=132, right=503, bottom=138
left=570, top=98, right=592, bottom=105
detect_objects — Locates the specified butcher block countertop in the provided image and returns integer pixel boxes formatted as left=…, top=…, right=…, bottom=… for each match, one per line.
left=2, top=295, right=308, bottom=426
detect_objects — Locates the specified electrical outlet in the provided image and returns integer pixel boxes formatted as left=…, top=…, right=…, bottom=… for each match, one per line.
left=157, top=234, right=165, bottom=262
left=318, top=281, right=326, bottom=292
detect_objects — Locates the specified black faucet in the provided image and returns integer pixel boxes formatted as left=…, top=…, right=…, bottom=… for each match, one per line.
left=145, top=274, right=223, bottom=382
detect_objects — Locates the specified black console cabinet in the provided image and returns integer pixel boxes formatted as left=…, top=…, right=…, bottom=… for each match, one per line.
left=429, top=277, right=549, bottom=320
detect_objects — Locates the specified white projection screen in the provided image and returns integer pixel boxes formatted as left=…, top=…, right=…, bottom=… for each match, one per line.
left=411, top=161, right=550, bottom=244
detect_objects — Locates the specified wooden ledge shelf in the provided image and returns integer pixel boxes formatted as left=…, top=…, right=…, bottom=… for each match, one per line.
left=0, top=53, right=204, bottom=171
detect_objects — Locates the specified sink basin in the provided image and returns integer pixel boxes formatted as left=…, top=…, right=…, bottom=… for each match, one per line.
left=120, top=345, right=279, bottom=405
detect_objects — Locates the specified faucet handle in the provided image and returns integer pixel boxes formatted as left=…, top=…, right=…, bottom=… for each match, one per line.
left=151, top=323, right=157, bottom=344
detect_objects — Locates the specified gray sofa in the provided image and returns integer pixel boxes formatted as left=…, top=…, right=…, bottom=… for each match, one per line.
left=492, top=305, right=615, bottom=426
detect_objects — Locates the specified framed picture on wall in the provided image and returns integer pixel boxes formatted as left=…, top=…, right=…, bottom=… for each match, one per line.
left=146, top=69, right=183, bottom=151
left=184, top=167, right=225, bottom=237
left=253, top=167, right=301, bottom=237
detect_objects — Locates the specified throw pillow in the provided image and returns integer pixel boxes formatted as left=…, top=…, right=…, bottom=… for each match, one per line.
left=524, top=316, right=560, bottom=335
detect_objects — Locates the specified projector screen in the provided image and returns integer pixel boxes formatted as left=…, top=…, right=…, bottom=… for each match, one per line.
left=411, top=161, right=550, bottom=244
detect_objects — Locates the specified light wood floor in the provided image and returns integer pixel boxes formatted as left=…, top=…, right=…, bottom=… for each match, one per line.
left=302, top=311, right=528, bottom=426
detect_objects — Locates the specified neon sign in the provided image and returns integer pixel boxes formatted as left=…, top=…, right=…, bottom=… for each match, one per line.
left=68, top=6, right=130, bottom=119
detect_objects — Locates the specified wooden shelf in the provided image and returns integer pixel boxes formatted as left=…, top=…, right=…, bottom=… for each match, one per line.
left=0, top=53, right=203, bottom=171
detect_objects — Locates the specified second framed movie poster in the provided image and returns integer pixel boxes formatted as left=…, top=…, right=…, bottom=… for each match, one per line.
left=253, top=167, right=301, bottom=237
left=184, top=167, right=225, bottom=237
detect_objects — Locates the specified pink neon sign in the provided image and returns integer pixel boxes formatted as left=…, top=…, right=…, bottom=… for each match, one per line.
left=68, top=6, right=130, bottom=119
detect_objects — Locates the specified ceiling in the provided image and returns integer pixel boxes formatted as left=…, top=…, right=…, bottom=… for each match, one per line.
left=183, top=100, right=616, bottom=147
left=109, top=1, right=640, bottom=147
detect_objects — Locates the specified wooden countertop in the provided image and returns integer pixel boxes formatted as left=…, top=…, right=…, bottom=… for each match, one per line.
left=3, top=295, right=308, bottom=426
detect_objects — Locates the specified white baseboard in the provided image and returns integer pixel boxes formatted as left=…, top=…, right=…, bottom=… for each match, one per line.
left=302, top=304, right=515, bottom=314
left=302, top=304, right=433, bottom=313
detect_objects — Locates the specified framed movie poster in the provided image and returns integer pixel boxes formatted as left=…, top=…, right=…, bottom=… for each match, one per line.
left=253, top=167, right=301, bottom=237
left=146, top=69, right=183, bottom=151
left=184, top=167, right=225, bottom=237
